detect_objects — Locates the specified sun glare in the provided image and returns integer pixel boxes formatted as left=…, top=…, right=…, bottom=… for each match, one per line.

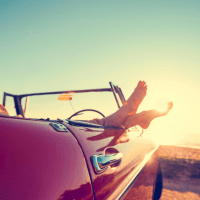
left=155, top=103, right=169, bottom=115
left=145, top=131, right=181, bottom=145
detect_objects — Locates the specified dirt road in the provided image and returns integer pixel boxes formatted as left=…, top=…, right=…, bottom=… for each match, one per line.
left=158, top=145, right=200, bottom=200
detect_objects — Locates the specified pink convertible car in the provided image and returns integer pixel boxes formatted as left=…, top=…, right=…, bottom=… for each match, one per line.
left=0, top=82, right=162, bottom=200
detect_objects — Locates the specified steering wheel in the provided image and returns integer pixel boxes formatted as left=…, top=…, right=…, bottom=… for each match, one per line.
left=67, top=109, right=105, bottom=120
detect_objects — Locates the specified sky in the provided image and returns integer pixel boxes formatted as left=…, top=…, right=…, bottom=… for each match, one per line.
left=1, top=0, right=200, bottom=144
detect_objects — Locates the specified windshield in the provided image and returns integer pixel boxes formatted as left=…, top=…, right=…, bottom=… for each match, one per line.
left=3, top=83, right=125, bottom=121
left=23, top=92, right=119, bottom=120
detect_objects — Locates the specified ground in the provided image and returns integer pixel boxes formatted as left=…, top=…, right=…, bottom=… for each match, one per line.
left=157, top=145, right=200, bottom=200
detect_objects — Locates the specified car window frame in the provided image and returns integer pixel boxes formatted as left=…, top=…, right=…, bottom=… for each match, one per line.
left=2, top=82, right=126, bottom=119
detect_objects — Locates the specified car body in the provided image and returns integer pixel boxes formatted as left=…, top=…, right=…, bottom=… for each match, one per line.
left=0, top=82, right=162, bottom=200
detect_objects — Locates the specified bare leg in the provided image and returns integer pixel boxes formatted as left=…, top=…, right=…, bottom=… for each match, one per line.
left=93, top=81, right=147, bottom=127
left=122, top=102, right=173, bottom=129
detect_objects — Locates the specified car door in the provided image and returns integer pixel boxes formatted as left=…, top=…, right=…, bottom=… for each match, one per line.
left=64, top=121, right=159, bottom=200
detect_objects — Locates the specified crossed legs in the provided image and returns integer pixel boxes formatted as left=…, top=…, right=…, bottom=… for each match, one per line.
left=88, top=81, right=173, bottom=129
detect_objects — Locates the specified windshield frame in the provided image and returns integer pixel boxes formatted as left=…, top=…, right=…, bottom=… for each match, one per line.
left=2, top=82, right=126, bottom=118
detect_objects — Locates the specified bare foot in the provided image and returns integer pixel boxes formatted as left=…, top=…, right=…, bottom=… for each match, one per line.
left=159, top=101, right=173, bottom=116
left=140, top=102, right=173, bottom=129
left=126, top=80, right=147, bottom=115
left=122, top=102, right=173, bottom=129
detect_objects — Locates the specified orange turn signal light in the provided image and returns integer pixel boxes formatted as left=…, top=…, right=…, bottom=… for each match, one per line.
left=58, top=94, right=73, bottom=101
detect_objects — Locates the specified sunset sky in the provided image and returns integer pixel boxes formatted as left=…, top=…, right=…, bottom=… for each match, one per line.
left=1, top=0, right=200, bottom=144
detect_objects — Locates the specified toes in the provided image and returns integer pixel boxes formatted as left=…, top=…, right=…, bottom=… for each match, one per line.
left=168, top=102, right=173, bottom=110
left=137, top=81, right=142, bottom=87
left=142, top=81, right=146, bottom=87
left=138, top=81, right=147, bottom=89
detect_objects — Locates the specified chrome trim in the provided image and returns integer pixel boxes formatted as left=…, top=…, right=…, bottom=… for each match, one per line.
left=63, top=119, right=124, bottom=129
left=49, top=122, right=69, bottom=132
left=107, top=144, right=159, bottom=200
left=91, top=153, right=123, bottom=174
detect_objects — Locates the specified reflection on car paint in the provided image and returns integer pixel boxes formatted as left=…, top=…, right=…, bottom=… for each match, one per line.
left=65, top=123, right=158, bottom=200
left=58, top=182, right=93, bottom=200
left=87, top=129, right=129, bottom=152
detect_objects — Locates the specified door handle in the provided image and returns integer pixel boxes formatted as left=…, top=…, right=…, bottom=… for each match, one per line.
left=90, top=153, right=123, bottom=174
